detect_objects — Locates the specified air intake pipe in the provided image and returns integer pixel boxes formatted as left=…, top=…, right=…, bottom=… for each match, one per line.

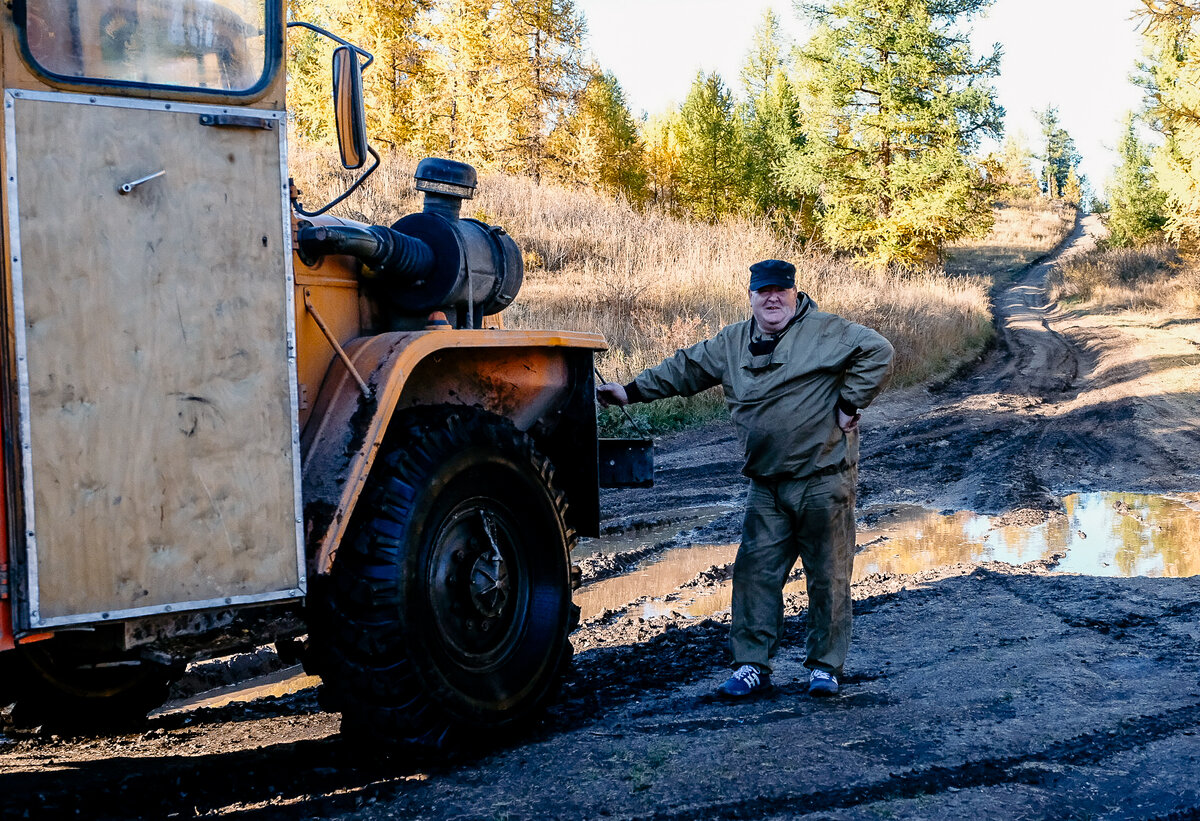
left=297, top=158, right=524, bottom=329
left=295, top=222, right=434, bottom=282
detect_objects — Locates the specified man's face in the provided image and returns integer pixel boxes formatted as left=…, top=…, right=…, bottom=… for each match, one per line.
left=749, top=285, right=798, bottom=334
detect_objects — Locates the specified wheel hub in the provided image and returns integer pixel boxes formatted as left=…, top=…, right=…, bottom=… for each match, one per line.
left=468, top=551, right=509, bottom=618
left=428, top=502, right=524, bottom=663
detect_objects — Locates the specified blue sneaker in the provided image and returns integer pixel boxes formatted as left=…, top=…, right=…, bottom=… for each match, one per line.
left=808, top=668, right=839, bottom=697
left=717, top=664, right=772, bottom=699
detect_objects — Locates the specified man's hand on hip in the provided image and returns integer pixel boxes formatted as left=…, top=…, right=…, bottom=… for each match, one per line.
left=597, top=382, right=629, bottom=407
left=836, top=407, right=861, bottom=432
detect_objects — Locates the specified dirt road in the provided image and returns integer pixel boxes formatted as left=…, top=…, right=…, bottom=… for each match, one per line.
left=5, top=215, right=1200, bottom=819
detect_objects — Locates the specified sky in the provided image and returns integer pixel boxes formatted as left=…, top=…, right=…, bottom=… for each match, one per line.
left=574, top=0, right=1147, bottom=194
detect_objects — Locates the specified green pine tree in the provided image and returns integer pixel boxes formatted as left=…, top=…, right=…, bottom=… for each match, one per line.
left=790, top=0, right=1003, bottom=268
left=677, top=71, right=744, bottom=221
left=1136, top=0, right=1200, bottom=254
left=1106, top=113, right=1168, bottom=247
left=739, top=11, right=809, bottom=229
left=547, top=71, right=649, bottom=202
left=1036, top=105, right=1081, bottom=199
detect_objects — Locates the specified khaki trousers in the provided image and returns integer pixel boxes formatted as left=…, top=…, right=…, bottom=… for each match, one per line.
left=729, top=468, right=856, bottom=676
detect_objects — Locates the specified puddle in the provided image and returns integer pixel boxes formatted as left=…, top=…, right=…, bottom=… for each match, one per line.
left=574, top=543, right=738, bottom=621
left=574, top=492, right=1200, bottom=622
left=858, top=492, right=1200, bottom=578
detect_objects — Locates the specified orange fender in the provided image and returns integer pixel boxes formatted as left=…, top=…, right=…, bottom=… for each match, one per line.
left=300, top=328, right=606, bottom=575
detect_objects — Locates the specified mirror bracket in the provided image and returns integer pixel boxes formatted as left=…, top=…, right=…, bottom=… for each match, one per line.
left=286, top=21, right=378, bottom=217
left=294, top=146, right=381, bottom=218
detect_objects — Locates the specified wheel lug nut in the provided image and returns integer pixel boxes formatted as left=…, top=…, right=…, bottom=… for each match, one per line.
left=454, top=550, right=466, bottom=561
left=481, top=621, right=491, bottom=632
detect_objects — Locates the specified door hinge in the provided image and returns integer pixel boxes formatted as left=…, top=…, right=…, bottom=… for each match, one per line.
left=0, top=565, right=8, bottom=599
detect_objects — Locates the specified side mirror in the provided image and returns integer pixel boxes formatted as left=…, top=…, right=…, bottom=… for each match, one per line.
left=287, top=21, right=379, bottom=216
left=332, top=45, right=367, bottom=170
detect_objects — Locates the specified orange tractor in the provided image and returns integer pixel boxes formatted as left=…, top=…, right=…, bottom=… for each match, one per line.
left=0, top=0, right=645, bottom=750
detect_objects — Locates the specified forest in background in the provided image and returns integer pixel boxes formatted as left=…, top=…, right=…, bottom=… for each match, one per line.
left=286, top=0, right=1200, bottom=429
left=1045, top=2, right=1200, bottom=317
left=287, top=0, right=1093, bottom=269
left=287, top=1, right=1200, bottom=263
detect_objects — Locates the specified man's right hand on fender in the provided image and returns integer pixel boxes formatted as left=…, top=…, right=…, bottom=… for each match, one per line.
left=597, top=382, right=629, bottom=407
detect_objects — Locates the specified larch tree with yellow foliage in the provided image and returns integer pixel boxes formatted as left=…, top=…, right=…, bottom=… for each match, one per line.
left=287, top=0, right=428, bottom=148
left=412, top=0, right=513, bottom=167
left=493, top=0, right=589, bottom=180
left=642, top=111, right=684, bottom=212
left=1137, top=0, right=1200, bottom=254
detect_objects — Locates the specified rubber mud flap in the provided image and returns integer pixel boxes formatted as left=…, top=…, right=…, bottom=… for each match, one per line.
left=598, top=438, right=654, bottom=488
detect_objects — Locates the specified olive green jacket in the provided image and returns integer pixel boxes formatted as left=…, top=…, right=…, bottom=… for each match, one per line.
left=630, top=295, right=894, bottom=480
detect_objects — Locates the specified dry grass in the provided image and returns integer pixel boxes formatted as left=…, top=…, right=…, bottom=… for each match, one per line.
left=290, top=143, right=1003, bottom=431
left=946, top=198, right=1078, bottom=283
left=1048, top=243, right=1200, bottom=313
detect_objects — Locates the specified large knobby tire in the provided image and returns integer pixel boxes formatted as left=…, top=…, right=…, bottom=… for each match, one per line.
left=320, top=407, right=576, bottom=752
left=0, top=642, right=182, bottom=731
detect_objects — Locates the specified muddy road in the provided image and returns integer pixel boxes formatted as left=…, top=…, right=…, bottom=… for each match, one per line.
left=5, top=215, right=1200, bottom=819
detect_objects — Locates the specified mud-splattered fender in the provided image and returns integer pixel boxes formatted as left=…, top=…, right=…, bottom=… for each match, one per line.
left=300, top=329, right=606, bottom=575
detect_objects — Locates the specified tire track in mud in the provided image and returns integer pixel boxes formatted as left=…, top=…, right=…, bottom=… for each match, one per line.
left=982, top=215, right=1094, bottom=399
left=618, top=686, right=892, bottom=736
left=984, top=569, right=1200, bottom=639
left=857, top=213, right=1153, bottom=515
left=628, top=701, right=1200, bottom=821
left=0, top=579, right=915, bottom=820
left=553, top=569, right=1006, bottom=737
left=1149, top=807, right=1200, bottom=821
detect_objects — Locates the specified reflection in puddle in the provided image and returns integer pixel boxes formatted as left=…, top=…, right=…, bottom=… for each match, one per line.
left=576, top=492, right=1200, bottom=623
left=574, top=543, right=738, bottom=621
left=859, top=492, right=1200, bottom=579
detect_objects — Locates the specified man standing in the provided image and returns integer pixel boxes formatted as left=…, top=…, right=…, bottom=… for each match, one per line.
left=597, top=259, right=893, bottom=698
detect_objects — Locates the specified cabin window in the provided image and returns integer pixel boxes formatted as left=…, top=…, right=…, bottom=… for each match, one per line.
left=20, top=0, right=274, bottom=95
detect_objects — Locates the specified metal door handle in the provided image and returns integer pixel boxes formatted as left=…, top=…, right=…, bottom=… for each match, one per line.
left=118, top=170, right=166, bottom=195
left=198, top=114, right=274, bottom=130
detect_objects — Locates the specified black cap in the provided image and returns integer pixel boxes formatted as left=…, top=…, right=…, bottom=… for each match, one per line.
left=749, top=259, right=796, bottom=291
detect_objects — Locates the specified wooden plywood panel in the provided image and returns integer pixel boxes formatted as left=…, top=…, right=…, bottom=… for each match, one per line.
left=9, top=93, right=301, bottom=625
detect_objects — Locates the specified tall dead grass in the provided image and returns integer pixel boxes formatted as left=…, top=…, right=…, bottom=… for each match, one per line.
left=946, top=197, right=1077, bottom=282
left=290, top=143, right=995, bottom=431
left=1049, top=243, right=1200, bottom=313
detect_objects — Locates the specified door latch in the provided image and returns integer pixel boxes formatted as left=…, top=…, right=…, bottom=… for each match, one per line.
left=199, top=114, right=275, bottom=130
